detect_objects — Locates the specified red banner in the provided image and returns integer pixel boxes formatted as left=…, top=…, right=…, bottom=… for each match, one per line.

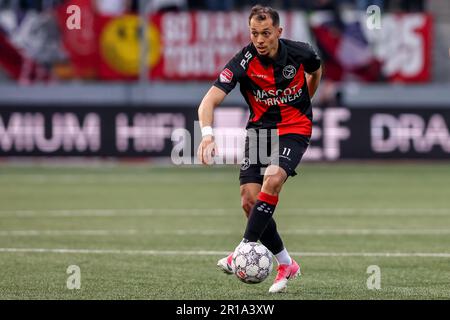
left=377, top=13, right=432, bottom=82
left=149, top=12, right=250, bottom=80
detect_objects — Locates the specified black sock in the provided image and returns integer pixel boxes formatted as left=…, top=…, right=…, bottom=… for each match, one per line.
left=243, top=192, right=278, bottom=242
left=260, top=218, right=284, bottom=255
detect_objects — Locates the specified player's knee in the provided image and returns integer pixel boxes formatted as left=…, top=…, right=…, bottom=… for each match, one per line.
left=262, top=174, right=285, bottom=195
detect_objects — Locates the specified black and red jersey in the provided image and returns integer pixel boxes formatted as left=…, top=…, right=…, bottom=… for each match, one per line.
left=214, top=39, right=321, bottom=136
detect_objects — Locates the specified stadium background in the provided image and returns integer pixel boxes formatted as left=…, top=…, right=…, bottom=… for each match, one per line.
left=0, top=0, right=449, bottom=300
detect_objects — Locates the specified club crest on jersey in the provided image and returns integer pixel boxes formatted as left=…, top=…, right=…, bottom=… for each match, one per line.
left=220, top=68, right=233, bottom=83
left=283, top=65, right=296, bottom=79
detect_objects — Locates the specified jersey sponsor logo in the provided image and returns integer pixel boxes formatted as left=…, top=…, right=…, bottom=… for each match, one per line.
left=219, top=68, right=233, bottom=83
left=252, top=85, right=302, bottom=106
left=283, top=65, right=297, bottom=79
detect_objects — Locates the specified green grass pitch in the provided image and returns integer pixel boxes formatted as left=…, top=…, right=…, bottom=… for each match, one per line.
left=0, top=162, right=449, bottom=300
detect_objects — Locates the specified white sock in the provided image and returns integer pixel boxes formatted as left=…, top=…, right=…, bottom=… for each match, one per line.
left=275, top=248, right=292, bottom=266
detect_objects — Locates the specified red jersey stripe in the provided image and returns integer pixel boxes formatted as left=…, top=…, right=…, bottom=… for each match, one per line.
left=277, top=64, right=312, bottom=136
left=246, top=58, right=276, bottom=122
left=246, top=58, right=276, bottom=91
left=277, top=110, right=312, bottom=136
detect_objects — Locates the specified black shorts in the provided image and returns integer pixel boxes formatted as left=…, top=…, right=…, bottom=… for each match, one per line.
left=239, top=130, right=310, bottom=185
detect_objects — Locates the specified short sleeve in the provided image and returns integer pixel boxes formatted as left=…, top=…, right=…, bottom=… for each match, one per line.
left=303, top=43, right=321, bottom=74
left=213, top=51, right=244, bottom=94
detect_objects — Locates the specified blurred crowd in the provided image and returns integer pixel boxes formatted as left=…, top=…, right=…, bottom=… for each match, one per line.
left=0, top=0, right=426, bottom=13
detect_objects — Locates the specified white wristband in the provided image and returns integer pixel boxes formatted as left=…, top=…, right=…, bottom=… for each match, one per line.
left=201, top=126, right=213, bottom=137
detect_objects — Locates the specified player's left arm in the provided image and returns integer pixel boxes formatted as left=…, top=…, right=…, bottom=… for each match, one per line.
left=306, top=66, right=322, bottom=99
left=300, top=42, right=322, bottom=100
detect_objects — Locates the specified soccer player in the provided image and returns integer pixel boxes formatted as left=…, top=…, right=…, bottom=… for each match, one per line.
left=197, top=5, right=322, bottom=293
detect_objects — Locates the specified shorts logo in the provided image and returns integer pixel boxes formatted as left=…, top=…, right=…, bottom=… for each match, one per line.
left=241, top=157, right=250, bottom=170
left=220, top=68, right=233, bottom=83
left=283, top=65, right=296, bottom=79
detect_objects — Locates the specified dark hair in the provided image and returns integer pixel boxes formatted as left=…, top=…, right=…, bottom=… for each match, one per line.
left=248, top=5, right=280, bottom=27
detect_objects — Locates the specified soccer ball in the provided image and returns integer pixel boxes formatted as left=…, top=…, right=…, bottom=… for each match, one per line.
left=231, top=242, right=273, bottom=284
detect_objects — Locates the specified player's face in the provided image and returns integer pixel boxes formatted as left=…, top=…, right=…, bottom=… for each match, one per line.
left=249, top=17, right=282, bottom=59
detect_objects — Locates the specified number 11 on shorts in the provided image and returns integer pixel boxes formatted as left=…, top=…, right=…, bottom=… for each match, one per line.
left=282, top=148, right=291, bottom=156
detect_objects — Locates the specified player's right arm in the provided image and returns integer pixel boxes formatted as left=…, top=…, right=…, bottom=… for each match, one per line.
left=197, top=86, right=227, bottom=165
left=197, top=48, right=247, bottom=165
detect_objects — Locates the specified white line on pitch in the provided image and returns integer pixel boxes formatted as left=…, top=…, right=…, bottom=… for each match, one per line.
left=283, top=229, right=450, bottom=235
left=1, top=229, right=450, bottom=236
left=0, top=209, right=232, bottom=217
left=0, top=208, right=449, bottom=217
left=0, top=247, right=449, bottom=258
left=0, top=174, right=231, bottom=184
left=0, top=230, right=137, bottom=236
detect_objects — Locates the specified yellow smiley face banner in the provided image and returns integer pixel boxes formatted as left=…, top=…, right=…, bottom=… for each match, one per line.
left=98, top=14, right=161, bottom=80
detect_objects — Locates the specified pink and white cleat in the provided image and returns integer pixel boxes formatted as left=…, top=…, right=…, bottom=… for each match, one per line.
left=217, top=253, right=234, bottom=274
left=269, top=259, right=301, bottom=293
